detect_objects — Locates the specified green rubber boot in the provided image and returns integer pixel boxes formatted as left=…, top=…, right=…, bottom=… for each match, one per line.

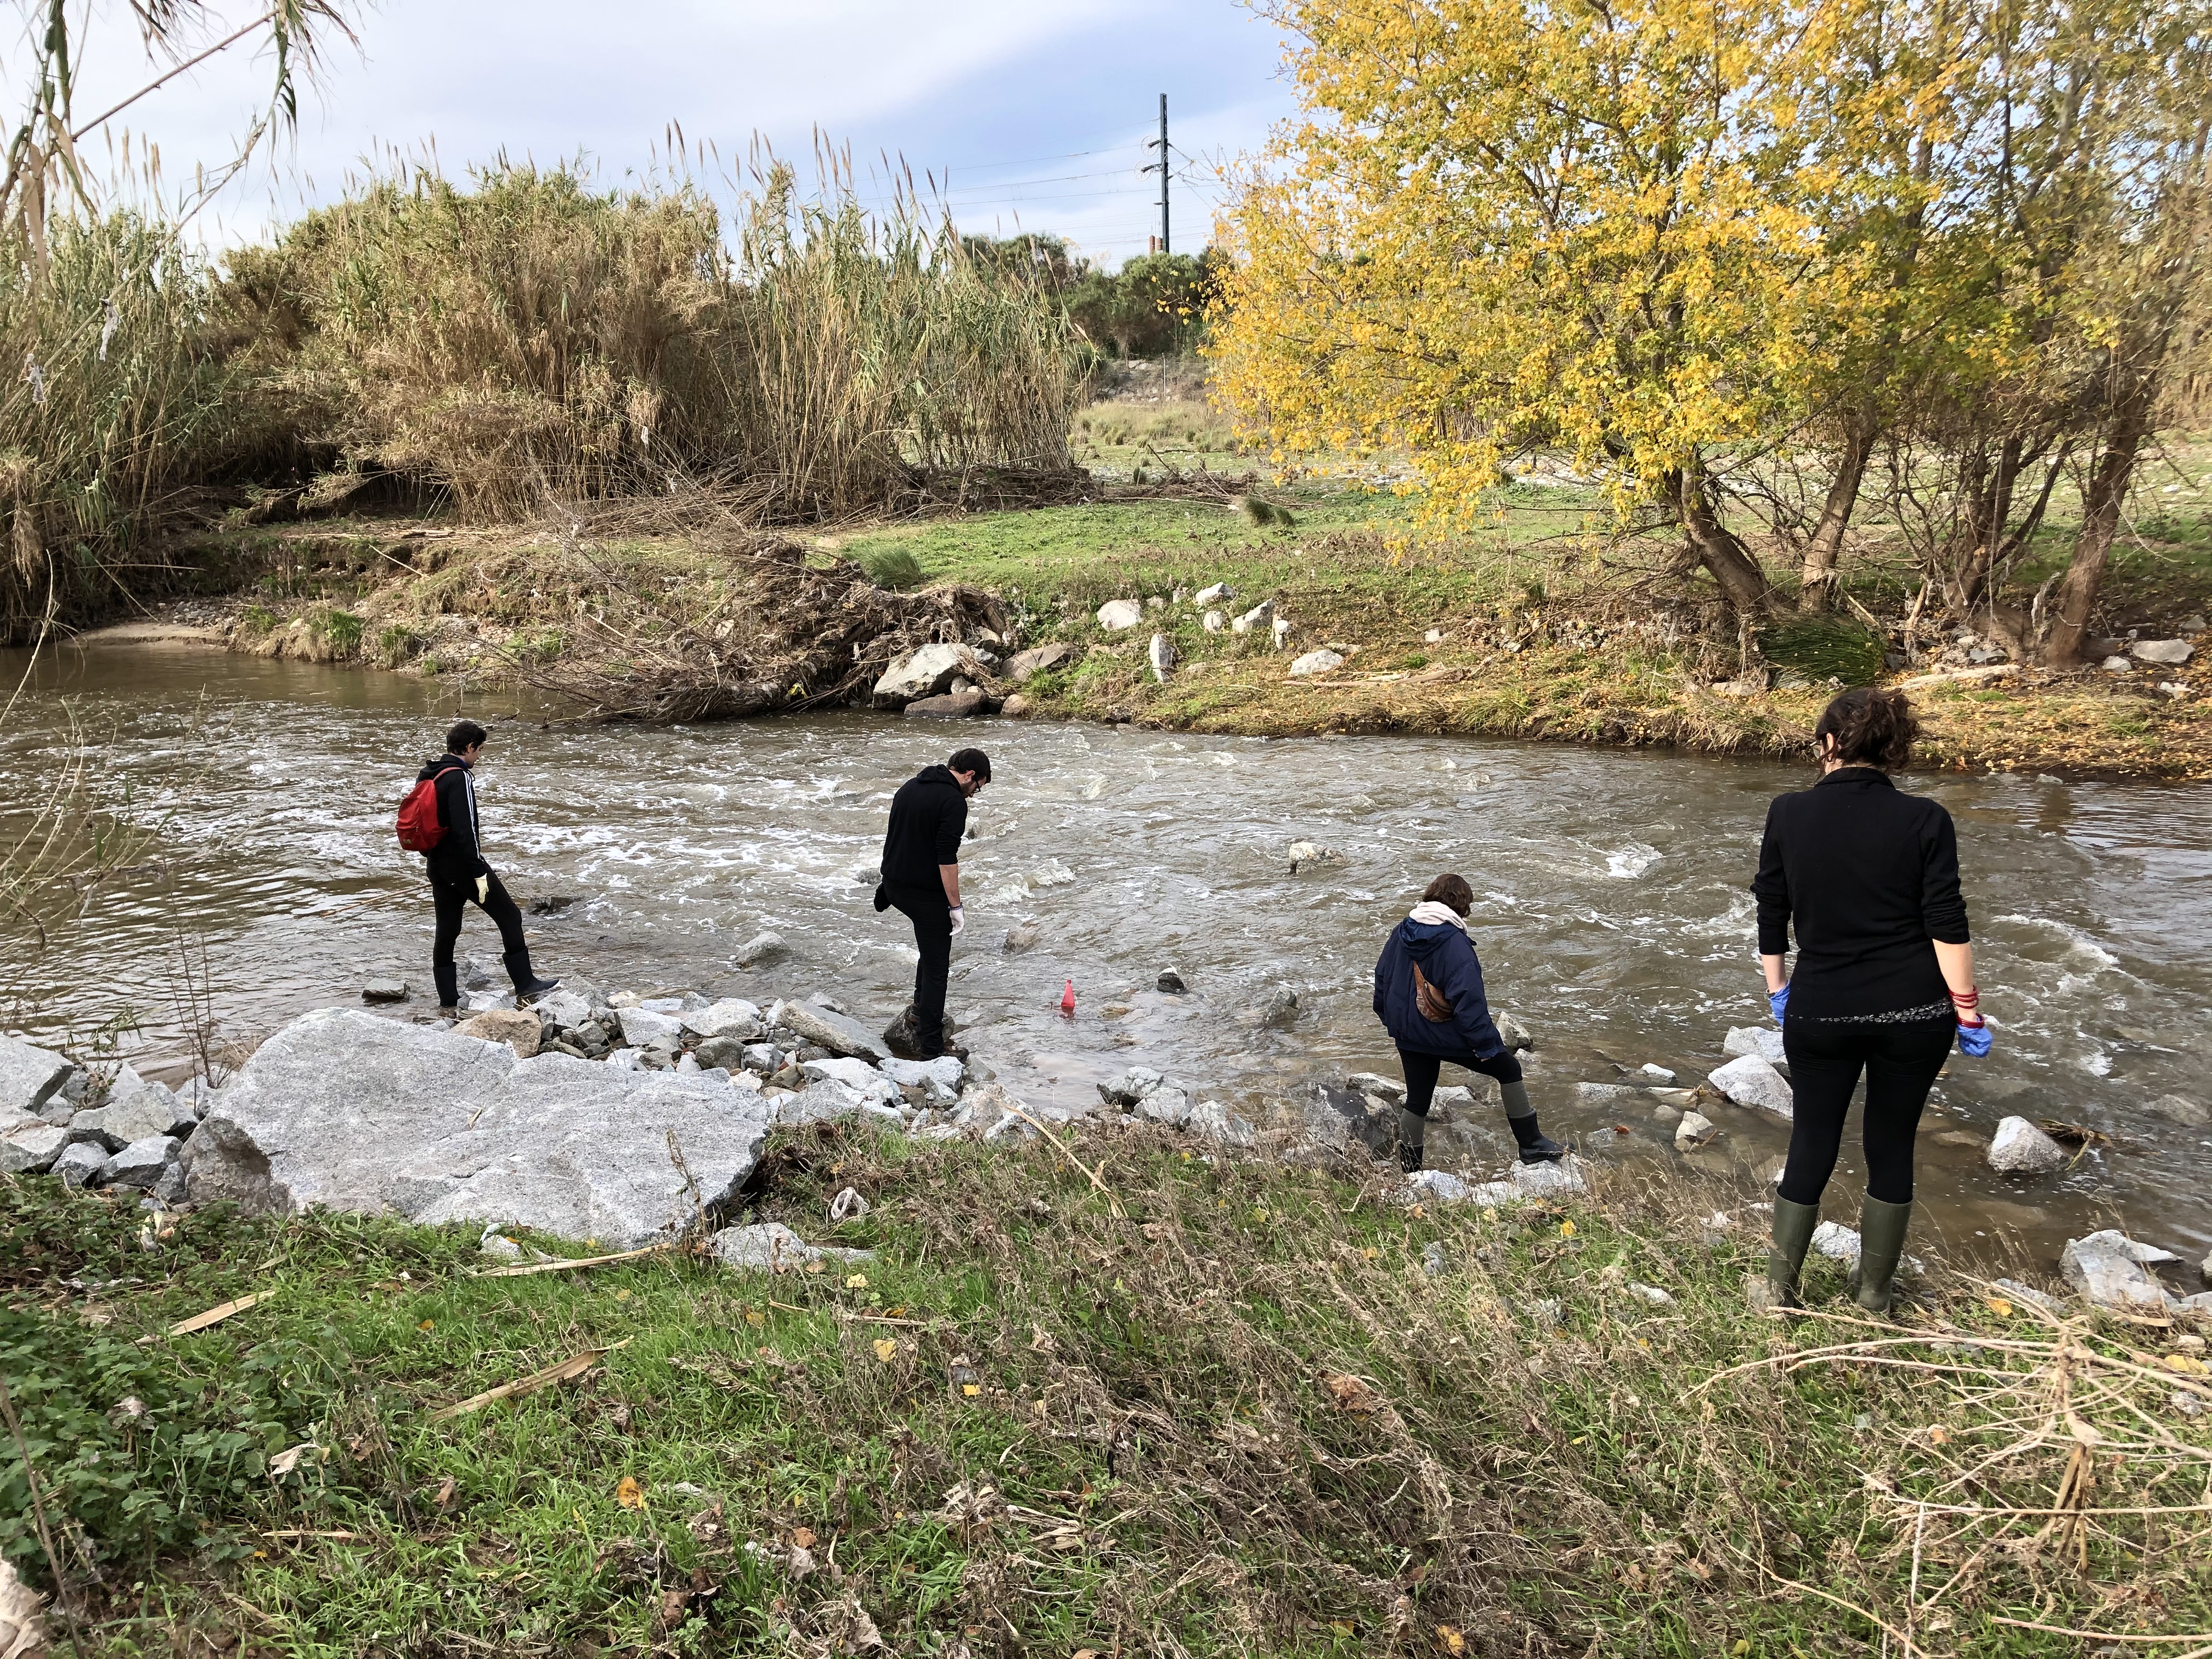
left=1764, top=1197, right=1821, bottom=1309
left=1853, top=1195, right=1914, bottom=1314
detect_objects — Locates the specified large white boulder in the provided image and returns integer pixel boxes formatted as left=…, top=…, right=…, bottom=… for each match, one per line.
left=800, top=1057, right=901, bottom=1107
left=1708, top=1054, right=1795, bottom=1119
left=874, top=642, right=977, bottom=703
left=772, top=1000, right=890, bottom=1063
left=70, top=1066, right=193, bottom=1150
left=2131, top=638, right=2193, bottom=665
left=1723, top=1027, right=1787, bottom=1065
left=1096, top=599, right=1143, bottom=631
left=0, top=1034, right=74, bottom=1116
left=681, top=999, right=763, bottom=1041
left=180, top=1009, right=770, bottom=1247
left=1987, top=1115, right=2068, bottom=1174
left=2061, top=1229, right=2180, bottom=1311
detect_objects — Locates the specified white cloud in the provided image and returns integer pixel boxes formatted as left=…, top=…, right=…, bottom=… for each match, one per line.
left=44, top=0, right=1297, bottom=263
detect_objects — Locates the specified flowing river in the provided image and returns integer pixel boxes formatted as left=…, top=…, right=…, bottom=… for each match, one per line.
left=5, top=639, right=2209, bottom=1267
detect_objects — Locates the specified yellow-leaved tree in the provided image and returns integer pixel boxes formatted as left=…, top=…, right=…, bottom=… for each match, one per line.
left=1211, top=0, right=1860, bottom=616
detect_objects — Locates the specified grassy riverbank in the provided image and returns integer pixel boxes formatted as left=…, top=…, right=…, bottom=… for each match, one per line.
left=7, top=1123, right=2207, bottom=1656
left=140, top=457, right=2212, bottom=779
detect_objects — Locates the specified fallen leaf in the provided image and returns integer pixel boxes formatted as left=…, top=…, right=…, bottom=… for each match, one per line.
left=746, top=1309, right=765, bottom=1327
left=873, top=1338, right=898, bottom=1362
left=1323, top=1373, right=1381, bottom=1415
left=1927, top=1425, right=1949, bottom=1444
left=962, top=1383, right=981, bottom=1397
left=1560, top=1220, right=1577, bottom=1238
left=1436, top=1626, right=1466, bottom=1655
left=791, top=1525, right=817, bottom=1549
left=616, top=1475, right=647, bottom=1510
left=1985, top=1296, right=2013, bottom=1316
left=434, top=1475, right=458, bottom=1509
left=845, top=1273, right=868, bottom=1290
left=267, top=1442, right=317, bottom=1478
left=417, top=1319, right=435, bottom=1331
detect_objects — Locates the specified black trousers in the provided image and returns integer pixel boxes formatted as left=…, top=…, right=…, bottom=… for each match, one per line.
left=885, top=883, right=953, bottom=1054
left=1779, top=1016, right=1954, bottom=1206
left=431, top=871, right=535, bottom=1008
left=1398, top=1047, right=1524, bottom=1118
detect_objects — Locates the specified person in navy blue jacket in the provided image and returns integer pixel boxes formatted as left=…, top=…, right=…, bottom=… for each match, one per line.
left=1373, top=873, right=1563, bottom=1173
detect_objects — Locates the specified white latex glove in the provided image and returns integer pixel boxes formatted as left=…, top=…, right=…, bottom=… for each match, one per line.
left=475, top=874, right=490, bottom=904
left=947, top=904, right=965, bottom=936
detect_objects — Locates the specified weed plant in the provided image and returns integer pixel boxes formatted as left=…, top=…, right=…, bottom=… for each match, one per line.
left=4, top=1127, right=2204, bottom=1655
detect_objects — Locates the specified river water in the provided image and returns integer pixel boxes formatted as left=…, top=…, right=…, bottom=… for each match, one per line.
left=5, top=640, right=2209, bottom=1268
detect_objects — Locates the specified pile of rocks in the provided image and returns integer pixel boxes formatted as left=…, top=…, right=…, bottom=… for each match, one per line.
left=2, top=1034, right=210, bottom=1202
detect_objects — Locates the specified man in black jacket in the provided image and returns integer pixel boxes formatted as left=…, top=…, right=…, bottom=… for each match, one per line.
left=417, top=719, right=559, bottom=1016
left=875, top=747, right=989, bottom=1059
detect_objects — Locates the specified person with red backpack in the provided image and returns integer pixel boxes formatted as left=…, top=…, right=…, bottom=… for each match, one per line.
left=399, top=719, right=559, bottom=1016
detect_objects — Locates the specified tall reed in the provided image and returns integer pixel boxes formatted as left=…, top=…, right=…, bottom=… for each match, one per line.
left=0, top=214, right=239, bottom=636
left=0, top=160, right=1088, bottom=637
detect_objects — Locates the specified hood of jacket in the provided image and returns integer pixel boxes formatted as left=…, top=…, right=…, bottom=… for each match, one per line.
left=1392, top=916, right=1465, bottom=966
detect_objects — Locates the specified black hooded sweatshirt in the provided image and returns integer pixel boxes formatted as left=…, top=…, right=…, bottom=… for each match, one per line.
left=417, top=753, right=490, bottom=886
left=879, top=764, right=968, bottom=894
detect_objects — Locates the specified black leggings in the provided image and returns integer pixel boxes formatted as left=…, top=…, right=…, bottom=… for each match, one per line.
left=1778, top=1017, right=1953, bottom=1206
left=1398, top=1047, right=1525, bottom=1118
left=431, top=872, right=535, bottom=1007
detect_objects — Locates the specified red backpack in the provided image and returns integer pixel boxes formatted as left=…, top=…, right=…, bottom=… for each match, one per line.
left=396, top=774, right=444, bottom=851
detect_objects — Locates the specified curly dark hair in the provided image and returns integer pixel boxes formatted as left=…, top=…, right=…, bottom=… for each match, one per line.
left=1422, top=873, right=1475, bottom=915
left=1814, top=687, right=1918, bottom=771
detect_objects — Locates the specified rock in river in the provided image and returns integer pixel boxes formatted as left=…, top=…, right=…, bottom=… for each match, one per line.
left=2148, top=1094, right=2209, bottom=1128
left=0, top=1033, right=74, bottom=1116
left=874, top=642, right=977, bottom=704
left=180, top=1009, right=770, bottom=1247
left=1987, top=1115, right=2068, bottom=1173
left=1708, top=1054, right=1793, bottom=1119
left=774, top=1000, right=890, bottom=1063
left=904, top=690, right=990, bottom=719
left=1723, top=1026, right=1787, bottom=1064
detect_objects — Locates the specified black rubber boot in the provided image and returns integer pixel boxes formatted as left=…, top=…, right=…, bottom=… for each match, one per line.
left=1765, top=1197, right=1821, bottom=1309
left=1397, top=1107, right=1426, bottom=1173
left=1853, top=1195, right=1914, bottom=1314
left=516, top=976, right=561, bottom=1001
left=1515, top=1133, right=1566, bottom=1165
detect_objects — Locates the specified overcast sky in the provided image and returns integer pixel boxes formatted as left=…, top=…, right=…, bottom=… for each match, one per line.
left=49, top=0, right=1298, bottom=268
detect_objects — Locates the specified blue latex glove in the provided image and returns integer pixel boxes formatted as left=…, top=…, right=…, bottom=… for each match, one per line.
left=1957, top=1021, right=1993, bottom=1058
left=1768, top=984, right=1790, bottom=1023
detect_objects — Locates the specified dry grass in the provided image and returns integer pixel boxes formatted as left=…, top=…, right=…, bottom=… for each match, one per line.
left=7, top=1122, right=2209, bottom=1654
left=219, top=160, right=1086, bottom=524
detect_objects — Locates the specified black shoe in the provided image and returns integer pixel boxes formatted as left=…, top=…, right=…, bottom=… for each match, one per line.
left=1517, top=1135, right=1567, bottom=1165
left=1398, top=1142, right=1424, bottom=1174
left=516, top=977, right=561, bottom=1001
left=921, top=1042, right=970, bottom=1063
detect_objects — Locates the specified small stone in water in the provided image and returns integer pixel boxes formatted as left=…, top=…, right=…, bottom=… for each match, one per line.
left=362, top=979, right=409, bottom=1003
left=1157, top=968, right=1186, bottom=994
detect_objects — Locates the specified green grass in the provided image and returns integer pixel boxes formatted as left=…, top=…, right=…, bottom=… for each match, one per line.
left=5, top=1130, right=2205, bottom=1656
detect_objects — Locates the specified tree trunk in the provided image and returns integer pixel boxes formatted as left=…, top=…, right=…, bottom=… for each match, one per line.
left=1798, top=412, right=1877, bottom=612
left=2043, top=384, right=2154, bottom=668
left=1671, top=467, right=1774, bottom=618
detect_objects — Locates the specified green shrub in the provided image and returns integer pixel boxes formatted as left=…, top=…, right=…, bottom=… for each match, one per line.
left=857, top=544, right=925, bottom=590
left=239, top=604, right=276, bottom=635
left=1759, top=613, right=1886, bottom=684
left=312, top=608, right=364, bottom=654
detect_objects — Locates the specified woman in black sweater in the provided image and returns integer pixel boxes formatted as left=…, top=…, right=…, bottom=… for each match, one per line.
left=1752, top=689, right=1990, bottom=1313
